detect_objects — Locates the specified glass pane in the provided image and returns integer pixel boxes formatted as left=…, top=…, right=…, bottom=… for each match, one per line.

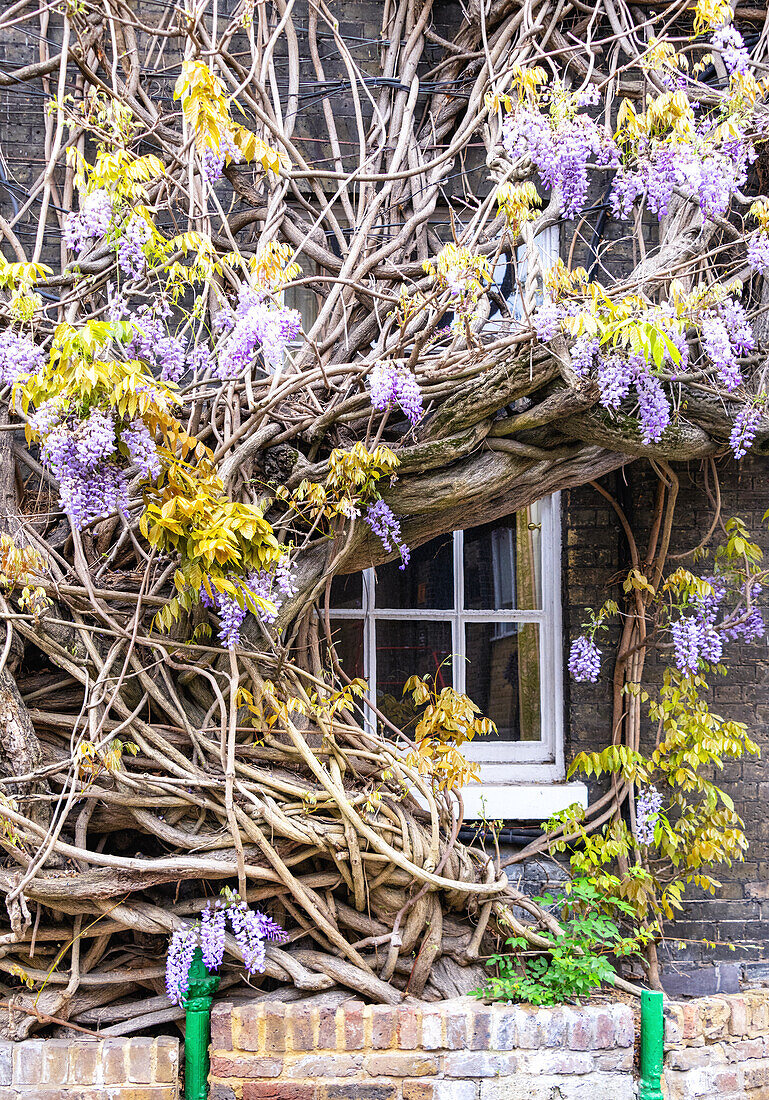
left=465, top=622, right=541, bottom=742
left=375, top=533, right=453, bottom=609
left=329, top=572, right=363, bottom=609
left=375, top=620, right=452, bottom=734
left=284, top=279, right=319, bottom=334
left=463, top=504, right=542, bottom=611
left=327, top=618, right=365, bottom=680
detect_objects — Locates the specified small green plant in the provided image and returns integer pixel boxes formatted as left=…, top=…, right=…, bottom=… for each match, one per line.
left=476, top=878, right=644, bottom=1005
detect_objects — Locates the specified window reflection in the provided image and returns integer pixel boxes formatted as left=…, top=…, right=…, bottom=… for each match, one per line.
left=463, top=504, right=541, bottom=611
left=465, top=623, right=541, bottom=742
left=376, top=620, right=451, bottom=733
left=329, top=572, right=363, bottom=609
left=327, top=619, right=365, bottom=679
left=375, top=533, right=453, bottom=609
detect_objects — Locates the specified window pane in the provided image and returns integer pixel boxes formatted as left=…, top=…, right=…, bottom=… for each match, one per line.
left=327, top=618, right=365, bottom=680
left=375, top=620, right=452, bottom=733
left=284, top=274, right=319, bottom=334
left=465, top=622, right=541, bottom=742
left=375, top=533, right=453, bottom=609
left=463, top=505, right=542, bottom=610
left=329, top=572, right=363, bottom=609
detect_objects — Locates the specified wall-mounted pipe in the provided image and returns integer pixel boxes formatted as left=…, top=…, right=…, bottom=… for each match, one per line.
left=639, top=989, right=664, bottom=1100
left=184, top=948, right=220, bottom=1100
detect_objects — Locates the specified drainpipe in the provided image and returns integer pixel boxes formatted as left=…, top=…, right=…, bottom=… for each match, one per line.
left=184, top=947, right=220, bottom=1100
left=639, top=989, right=664, bottom=1100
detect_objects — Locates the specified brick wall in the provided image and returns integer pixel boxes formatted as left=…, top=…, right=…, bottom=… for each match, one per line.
left=0, top=1036, right=179, bottom=1099
left=208, top=997, right=636, bottom=1100
left=664, top=989, right=769, bottom=1099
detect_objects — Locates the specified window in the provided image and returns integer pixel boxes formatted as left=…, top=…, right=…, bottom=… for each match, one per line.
left=488, top=223, right=560, bottom=325
left=328, top=495, right=588, bottom=820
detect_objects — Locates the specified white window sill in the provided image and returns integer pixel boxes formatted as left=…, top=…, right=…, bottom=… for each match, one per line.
left=461, top=781, right=588, bottom=822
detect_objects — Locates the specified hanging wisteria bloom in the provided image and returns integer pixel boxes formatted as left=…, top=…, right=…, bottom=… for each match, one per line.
left=0, top=329, right=44, bottom=386
left=64, top=189, right=114, bottom=255
left=34, top=404, right=131, bottom=529
left=165, top=925, right=198, bottom=1005
left=199, top=903, right=227, bottom=971
left=365, top=498, right=410, bottom=569
left=700, top=300, right=753, bottom=393
left=671, top=615, right=706, bottom=674
left=591, top=353, right=671, bottom=444
left=568, top=634, right=601, bottom=682
left=368, top=362, right=423, bottom=425
left=596, top=355, right=636, bottom=410
left=200, top=555, right=296, bottom=647
left=533, top=301, right=562, bottom=343
left=612, top=122, right=753, bottom=222
left=747, top=233, right=769, bottom=274
left=216, top=284, right=301, bottom=376
left=571, top=335, right=599, bottom=378
left=125, top=306, right=186, bottom=384
left=635, top=370, right=671, bottom=445
left=635, top=786, right=663, bottom=846
left=121, top=419, right=162, bottom=479
left=722, top=587, right=765, bottom=644
left=730, top=403, right=763, bottom=459
left=712, top=25, right=750, bottom=76
left=118, top=216, right=152, bottom=279
left=165, top=894, right=287, bottom=1006
left=670, top=574, right=731, bottom=673
left=202, top=130, right=243, bottom=181
left=502, top=97, right=617, bottom=219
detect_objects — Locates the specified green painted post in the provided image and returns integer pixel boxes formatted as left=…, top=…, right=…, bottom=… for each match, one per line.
left=183, top=947, right=220, bottom=1100
left=639, top=989, right=665, bottom=1100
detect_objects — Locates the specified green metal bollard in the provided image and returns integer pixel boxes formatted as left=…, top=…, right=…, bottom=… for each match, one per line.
left=639, top=989, right=665, bottom=1100
left=183, top=947, right=220, bottom=1100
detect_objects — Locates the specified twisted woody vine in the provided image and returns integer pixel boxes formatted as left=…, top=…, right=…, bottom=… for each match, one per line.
left=0, top=0, right=768, bottom=1031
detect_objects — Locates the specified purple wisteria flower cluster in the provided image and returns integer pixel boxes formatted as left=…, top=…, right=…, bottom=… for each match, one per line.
left=748, top=232, right=769, bottom=274
left=499, top=55, right=756, bottom=226
left=538, top=293, right=755, bottom=449
left=671, top=578, right=726, bottom=674
left=712, top=25, right=751, bottom=76
left=33, top=403, right=130, bottom=528
left=202, top=131, right=243, bottom=181
left=118, top=216, right=152, bottom=280
left=635, top=786, right=663, bottom=845
left=700, top=298, right=754, bottom=393
left=0, top=329, right=45, bottom=386
left=730, top=403, right=763, bottom=460
left=200, top=556, right=296, bottom=647
left=121, top=419, right=162, bottom=478
left=365, top=498, right=411, bottom=569
left=533, top=301, right=561, bottom=343
left=721, top=585, right=764, bottom=644
left=502, top=105, right=618, bottom=219
left=568, top=634, right=601, bottom=683
left=368, top=362, right=423, bottom=425
left=165, top=895, right=287, bottom=1005
left=575, top=338, right=671, bottom=444
left=670, top=575, right=765, bottom=674
left=31, top=397, right=163, bottom=529
left=124, top=304, right=187, bottom=383
left=216, top=284, right=301, bottom=376
left=63, top=189, right=114, bottom=255
left=611, top=136, right=751, bottom=222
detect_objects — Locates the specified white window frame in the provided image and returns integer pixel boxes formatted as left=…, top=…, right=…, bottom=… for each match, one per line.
left=329, top=496, right=586, bottom=819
